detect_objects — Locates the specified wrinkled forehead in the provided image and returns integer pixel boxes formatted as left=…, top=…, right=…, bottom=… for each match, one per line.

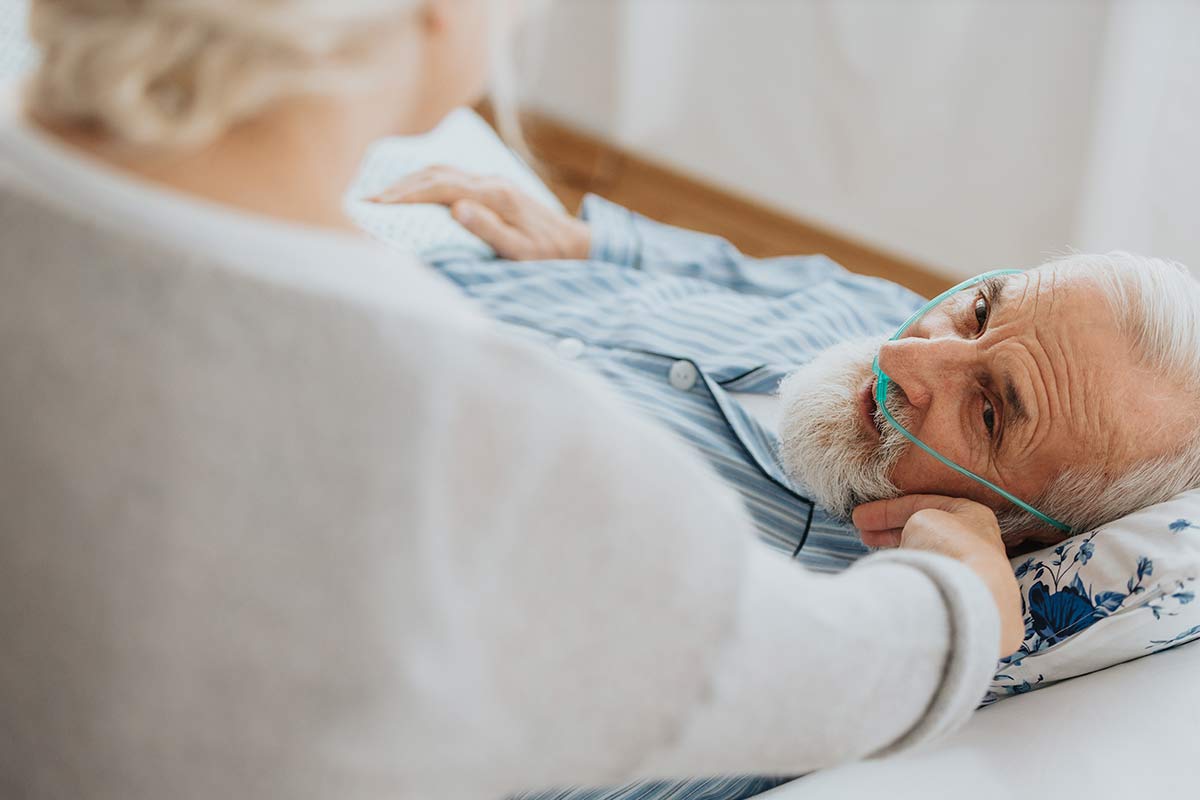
left=922, top=266, right=1117, bottom=341
left=1013, top=265, right=1134, bottom=347
left=924, top=267, right=1144, bottom=449
left=1010, top=268, right=1184, bottom=459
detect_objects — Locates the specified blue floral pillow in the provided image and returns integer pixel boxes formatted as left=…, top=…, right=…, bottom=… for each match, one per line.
left=984, top=490, right=1200, bottom=704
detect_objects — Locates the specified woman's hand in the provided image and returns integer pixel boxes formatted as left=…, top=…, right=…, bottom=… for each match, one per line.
left=852, top=494, right=1024, bottom=657
left=369, top=166, right=592, bottom=261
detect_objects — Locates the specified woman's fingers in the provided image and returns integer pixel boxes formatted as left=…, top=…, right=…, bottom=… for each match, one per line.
left=369, top=173, right=481, bottom=206
left=851, top=494, right=967, bottom=534
left=368, top=165, right=473, bottom=203
left=370, top=170, right=528, bottom=224
left=856, top=494, right=1019, bottom=656
left=367, top=166, right=591, bottom=260
left=452, top=200, right=531, bottom=259
left=854, top=492, right=1007, bottom=565
left=859, top=528, right=904, bottom=548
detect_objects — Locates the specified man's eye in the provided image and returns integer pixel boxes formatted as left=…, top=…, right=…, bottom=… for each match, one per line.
left=973, top=293, right=990, bottom=334
left=983, top=397, right=996, bottom=437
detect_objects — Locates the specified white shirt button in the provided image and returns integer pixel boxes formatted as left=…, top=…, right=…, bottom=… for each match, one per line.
left=668, top=360, right=698, bottom=391
left=556, top=337, right=585, bottom=360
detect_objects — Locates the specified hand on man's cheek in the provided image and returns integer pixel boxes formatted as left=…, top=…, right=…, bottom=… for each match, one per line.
left=888, top=445, right=1006, bottom=512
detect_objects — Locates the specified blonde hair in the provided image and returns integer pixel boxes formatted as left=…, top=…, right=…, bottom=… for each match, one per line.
left=24, top=0, right=427, bottom=149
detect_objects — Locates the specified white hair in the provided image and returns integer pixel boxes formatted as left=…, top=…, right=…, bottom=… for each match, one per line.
left=776, top=336, right=913, bottom=519
left=23, top=0, right=432, bottom=149
left=998, top=252, right=1200, bottom=542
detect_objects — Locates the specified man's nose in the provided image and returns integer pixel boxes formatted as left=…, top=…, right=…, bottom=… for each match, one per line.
left=876, top=336, right=976, bottom=410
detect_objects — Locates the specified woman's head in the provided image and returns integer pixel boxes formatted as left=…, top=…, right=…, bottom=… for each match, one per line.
left=25, top=0, right=508, bottom=149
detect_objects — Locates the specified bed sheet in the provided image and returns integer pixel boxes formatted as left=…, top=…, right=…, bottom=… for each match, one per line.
left=759, top=638, right=1200, bottom=797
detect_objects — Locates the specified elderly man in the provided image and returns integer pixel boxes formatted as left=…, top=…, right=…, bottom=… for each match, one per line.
left=376, top=167, right=1200, bottom=571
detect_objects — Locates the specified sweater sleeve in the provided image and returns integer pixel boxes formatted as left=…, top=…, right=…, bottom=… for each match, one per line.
left=393, top=325, right=1002, bottom=793
left=626, top=545, right=1000, bottom=781
left=852, top=550, right=1003, bottom=755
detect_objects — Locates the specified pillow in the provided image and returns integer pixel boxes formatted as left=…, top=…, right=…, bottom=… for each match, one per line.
left=985, top=489, right=1200, bottom=703
left=344, top=107, right=564, bottom=261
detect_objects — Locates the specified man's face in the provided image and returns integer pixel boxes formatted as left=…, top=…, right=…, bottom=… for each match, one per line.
left=778, top=267, right=1186, bottom=540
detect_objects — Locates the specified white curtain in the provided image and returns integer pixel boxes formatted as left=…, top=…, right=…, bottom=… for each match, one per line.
left=5, top=0, right=1195, bottom=278
left=1074, top=0, right=1200, bottom=270
left=524, top=0, right=1200, bottom=279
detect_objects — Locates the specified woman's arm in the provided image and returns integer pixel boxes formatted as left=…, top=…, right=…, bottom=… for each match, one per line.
left=387, top=322, right=1016, bottom=791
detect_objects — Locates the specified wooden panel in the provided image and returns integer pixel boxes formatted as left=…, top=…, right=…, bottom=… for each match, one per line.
left=479, top=104, right=953, bottom=299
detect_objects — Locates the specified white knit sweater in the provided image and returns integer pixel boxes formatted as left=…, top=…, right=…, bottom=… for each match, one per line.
left=0, top=94, right=999, bottom=800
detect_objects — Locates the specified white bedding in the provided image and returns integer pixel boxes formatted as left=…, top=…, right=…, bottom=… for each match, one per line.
left=760, top=637, right=1200, bottom=797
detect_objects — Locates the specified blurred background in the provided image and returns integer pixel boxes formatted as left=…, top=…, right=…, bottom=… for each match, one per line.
left=4, top=0, right=1197, bottom=290
left=518, top=0, right=1200, bottom=285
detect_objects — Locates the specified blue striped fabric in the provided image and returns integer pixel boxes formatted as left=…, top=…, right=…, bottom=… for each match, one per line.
left=512, top=775, right=793, bottom=800
left=427, top=196, right=930, bottom=800
left=430, top=195, right=928, bottom=573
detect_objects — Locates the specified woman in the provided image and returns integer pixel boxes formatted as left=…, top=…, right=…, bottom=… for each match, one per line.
left=0, top=1, right=1022, bottom=798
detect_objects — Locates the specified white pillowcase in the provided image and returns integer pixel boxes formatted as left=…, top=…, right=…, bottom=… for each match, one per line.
left=986, top=489, right=1200, bottom=703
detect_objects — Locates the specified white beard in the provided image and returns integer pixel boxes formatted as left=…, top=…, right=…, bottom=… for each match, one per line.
left=776, top=336, right=916, bottom=519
